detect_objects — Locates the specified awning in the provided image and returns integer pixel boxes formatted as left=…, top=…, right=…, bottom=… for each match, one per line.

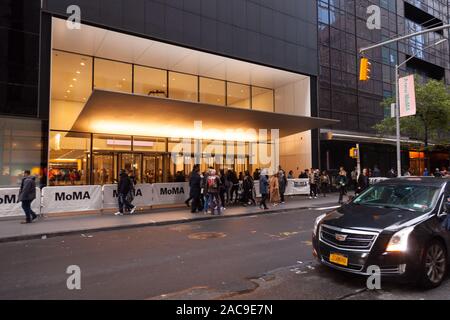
left=69, top=90, right=338, bottom=141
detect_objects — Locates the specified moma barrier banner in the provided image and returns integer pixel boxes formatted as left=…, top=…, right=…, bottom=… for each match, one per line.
left=41, top=185, right=102, bottom=214
left=369, top=178, right=390, bottom=185
left=152, top=182, right=189, bottom=206
left=285, top=179, right=310, bottom=195
left=0, top=188, right=41, bottom=218
left=102, top=184, right=153, bottom=209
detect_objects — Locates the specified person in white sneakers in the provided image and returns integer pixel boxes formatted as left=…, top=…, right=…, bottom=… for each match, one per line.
left=115, top=169, right=136, bottom=216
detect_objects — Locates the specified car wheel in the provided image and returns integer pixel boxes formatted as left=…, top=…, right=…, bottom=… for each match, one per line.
left=418, top=240, right=448, bottom=289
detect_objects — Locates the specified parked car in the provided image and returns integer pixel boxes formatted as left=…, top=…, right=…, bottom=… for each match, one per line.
left=312, top=177, right=450, bottom=288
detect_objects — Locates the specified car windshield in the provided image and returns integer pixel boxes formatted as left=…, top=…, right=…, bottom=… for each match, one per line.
left=353, top=184, right=441, bottom=213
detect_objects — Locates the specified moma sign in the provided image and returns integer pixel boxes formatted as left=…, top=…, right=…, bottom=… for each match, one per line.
left=0, top=188, right=41, bottom=218
left=42, top=186, right=102, bottom=214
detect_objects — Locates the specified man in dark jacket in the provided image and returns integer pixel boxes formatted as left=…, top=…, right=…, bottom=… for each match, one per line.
left=189, top=166, right=202, bottom=213
left=356, top=168, right=370, bottom=195
left=259, top=170, right=269, bottom=210
left=18, top=170, right=37, bottom=224
left=115, top=169, right=136, bottom=216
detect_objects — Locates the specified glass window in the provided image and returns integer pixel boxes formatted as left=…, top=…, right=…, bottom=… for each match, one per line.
left=0, top=117, right=44, bottom=187
left=134, top=66, right=167, bottom=97
left=51, top=50, right=92, bottom=103
left=168, top=71, right=198, bottom=102
left=227, top=82, right=250, bottom=109
left=199, top=77, right=225, bottom=106
left=251, top=87, right=274, bottom=112
left=94, top=58, right=132, bottom=93
left=48, top=131, right=91, bottom=186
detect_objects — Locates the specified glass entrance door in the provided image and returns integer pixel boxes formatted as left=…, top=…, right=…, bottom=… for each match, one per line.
left=119, top=153, right=142, bottom=183
left=143, top=154, right=164, bottom=183
left=92, top=153, right=115, bottom=185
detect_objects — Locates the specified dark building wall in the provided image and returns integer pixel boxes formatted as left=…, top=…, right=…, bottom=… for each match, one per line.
left=0, top=0, right=41, bottom=117
left=43, top=0, right=319, bottom=76
left=317, top=0, right=450, bottom=134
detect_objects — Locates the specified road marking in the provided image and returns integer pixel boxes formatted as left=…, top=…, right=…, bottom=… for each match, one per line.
left=314, top=205, right=340, bottom=211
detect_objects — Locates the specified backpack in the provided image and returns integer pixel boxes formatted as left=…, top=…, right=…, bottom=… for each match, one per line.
left=207, top=176, right=218, bottom=189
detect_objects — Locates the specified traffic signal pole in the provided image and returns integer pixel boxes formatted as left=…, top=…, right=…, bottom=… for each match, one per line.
left=359, top=23, right=450, bottom=177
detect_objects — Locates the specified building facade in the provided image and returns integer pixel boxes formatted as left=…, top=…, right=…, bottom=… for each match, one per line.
left=1, top=0, right=336, bottom=188
left=317, top=0, right=450, bottom=175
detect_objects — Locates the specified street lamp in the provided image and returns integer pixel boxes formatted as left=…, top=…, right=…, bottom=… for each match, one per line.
left=394, top=38, right=448, bottom=177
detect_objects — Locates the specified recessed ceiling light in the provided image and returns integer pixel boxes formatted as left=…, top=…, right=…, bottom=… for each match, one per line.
left=69, top=84, right=74, bottom=88
left=73, top=78, right=77, bottom=81
left=80, top=62, right=86, bottom=66
left=76, top=71, right=81, bottom=74
left=66, top=90, right=71, bottom=93
left=122, top=78, right=126, bottom=81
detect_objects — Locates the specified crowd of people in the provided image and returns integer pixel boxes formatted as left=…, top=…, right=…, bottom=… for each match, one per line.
left=184, top=165, right=289, bottom=215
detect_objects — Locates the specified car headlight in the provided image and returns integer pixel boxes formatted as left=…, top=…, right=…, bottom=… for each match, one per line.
left=313, top=213, right=327, bottom=237
left=385, top=226, right=414, bottom=252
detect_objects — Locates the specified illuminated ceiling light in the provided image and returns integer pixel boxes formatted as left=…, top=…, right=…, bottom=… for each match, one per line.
left=66, top=90, right=71, bottom=93
left=76, top=71, right=81, bottom=74
left=122, top=78, right=126, bottom=81
left=73, top=78, right=77, bottom=81
left=80, top=62, right=86, bottom=66
left=69, top=84, right=74, bottom=88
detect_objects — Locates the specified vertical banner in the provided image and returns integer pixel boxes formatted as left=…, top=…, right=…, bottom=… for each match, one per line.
left=42, top=185, right=102, bottom=214
left=0, top=188, right=41, bottom=217
left=399, top=74, right=416, bottom=117
left=152, top=182, right=189, bottom=206
left=102, top=184, right=153, bottom=209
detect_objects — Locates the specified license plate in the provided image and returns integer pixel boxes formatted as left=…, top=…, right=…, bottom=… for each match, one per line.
left=329, top=253, right=348, bottom=266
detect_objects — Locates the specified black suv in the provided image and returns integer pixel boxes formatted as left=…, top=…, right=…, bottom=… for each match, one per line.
left=312, top=177, right=450, bottom=288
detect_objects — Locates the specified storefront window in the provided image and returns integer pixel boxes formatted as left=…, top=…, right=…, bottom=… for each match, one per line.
left=168, top=71, right=198, bottom=102
left=0, top=118, right=44, bottom=187
left=252, top=87, right=274, bottom=112
left=199, top=77, right=225, bottom=106
left=48, top=131, right=90, bottom=186
left=94, top=58, right=132, bottom=93
left=51, top=50, right=93, bottom=131
left=134, top=66, right=167, bottom=97
left=227, top=82, right=250, bottom=109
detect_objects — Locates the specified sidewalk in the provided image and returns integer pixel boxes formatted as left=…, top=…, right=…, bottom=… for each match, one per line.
left=0, top=194, right=341, bottom=243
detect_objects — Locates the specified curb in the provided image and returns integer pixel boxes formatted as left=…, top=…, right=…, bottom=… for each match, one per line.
left=0, top=203, right=339, bottom=243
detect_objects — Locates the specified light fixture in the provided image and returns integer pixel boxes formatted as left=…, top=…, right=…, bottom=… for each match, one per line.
left=76, top=71, right=81, bottom=74
left=80, top=62, right=86, bottom=66
left=66, top=90, right=71, bottom=93
left=73, top=78, right=77, bottom=81
left=69, top=84, right=74, bottom=88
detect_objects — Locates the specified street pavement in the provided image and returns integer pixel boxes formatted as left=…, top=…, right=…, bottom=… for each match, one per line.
left=0, top=205, right=449, bottom=300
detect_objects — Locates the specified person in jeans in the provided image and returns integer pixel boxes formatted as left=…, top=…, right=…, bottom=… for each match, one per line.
left=18, top=170, right=37, bottom=224
left=115, top=169, right=136, bottom=216
left=337, top=167, right=348, bottom=205
left=259, top=169, right=269, bottom=210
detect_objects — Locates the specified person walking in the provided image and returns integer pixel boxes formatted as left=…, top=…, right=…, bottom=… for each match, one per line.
left=278, top=166, right=287, bottom=203
left=229, top=170, right=239, bottom=204
left=308, top=169, right=318, bottom=199
left=259, top=169, right=269, bottom=210
left=320, top=170, right=330, bottom=197
left=356, top=168, right=370, bottom=195
left=269, top=173, right=280, bottom=206
left=243, top=171, right=256, bottom=206
left=337, top=167, right=348, bottom=205
left=219, top=169, right=227, bottom=210
left=115, top=169, right=136, bottom=216
left=423, top=168, right=429, bottom=176
left=18, top=170, right=38, bottom=224
left=206, top=169, right=221, bottom=215
left=189, top=165, right=202, bottom=213
left=350, top=167, right=358, bottom=191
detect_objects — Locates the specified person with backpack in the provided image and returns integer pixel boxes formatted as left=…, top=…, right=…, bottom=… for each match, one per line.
left=206, top=169, right=221, bottom=215
left=115, top=169, right=136, bottom=216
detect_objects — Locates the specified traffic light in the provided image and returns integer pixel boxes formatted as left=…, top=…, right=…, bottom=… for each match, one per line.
left=359, top=57, right=372, bottom=81
left=349, top=147, right=358, bottom=159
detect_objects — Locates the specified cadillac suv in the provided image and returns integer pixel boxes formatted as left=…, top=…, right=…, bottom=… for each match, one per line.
left=312, top=177, right=450, bottom=288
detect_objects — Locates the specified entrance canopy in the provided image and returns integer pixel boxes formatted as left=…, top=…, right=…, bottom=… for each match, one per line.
left=69, top=90, right=338, bottom=141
